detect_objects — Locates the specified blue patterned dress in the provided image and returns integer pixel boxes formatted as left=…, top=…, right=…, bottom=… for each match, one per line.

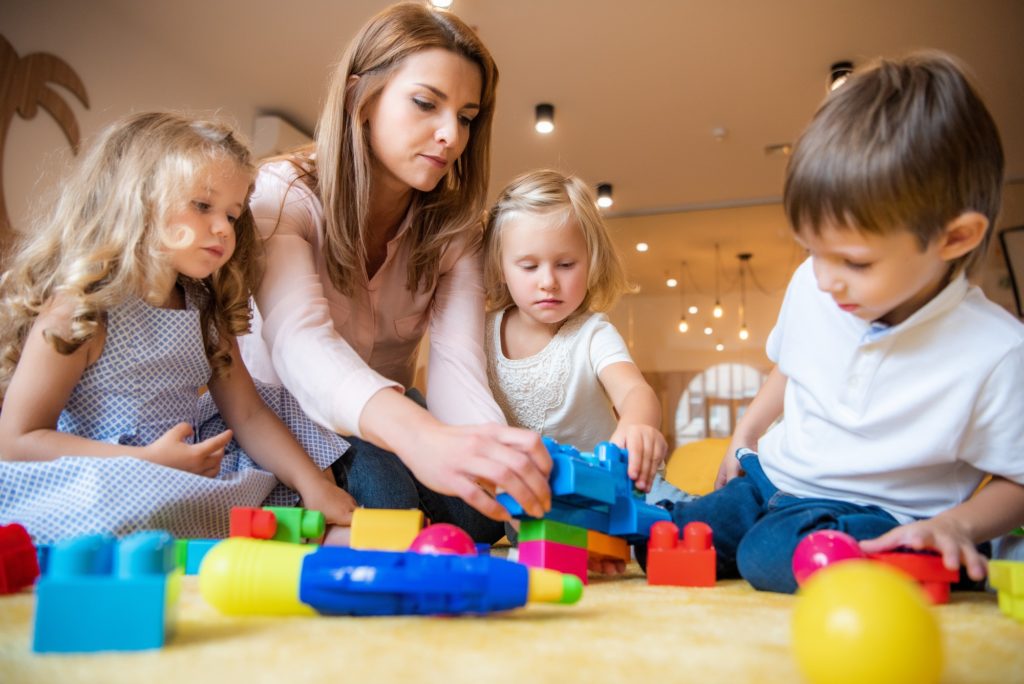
left=0, top=285, right=348, bottom=543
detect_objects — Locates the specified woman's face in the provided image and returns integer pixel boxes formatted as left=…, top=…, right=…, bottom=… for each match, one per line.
left=363, top=48, right=483, bottom=197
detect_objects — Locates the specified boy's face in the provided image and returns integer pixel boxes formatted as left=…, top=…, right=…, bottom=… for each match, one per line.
left=795, top=220, right=952, bottom=326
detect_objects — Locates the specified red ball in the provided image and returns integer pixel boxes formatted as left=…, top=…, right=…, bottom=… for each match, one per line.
left=408, top=523, right=477, bottom=556
left=792, top=530, right=866, bottom=586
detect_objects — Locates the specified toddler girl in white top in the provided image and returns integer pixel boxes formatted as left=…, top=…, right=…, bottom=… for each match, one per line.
left=483, top=170, right=667, bottom=494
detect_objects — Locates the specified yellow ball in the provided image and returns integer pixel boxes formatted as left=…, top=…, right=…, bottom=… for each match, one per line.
left=792, top=560, right=942, bottom=684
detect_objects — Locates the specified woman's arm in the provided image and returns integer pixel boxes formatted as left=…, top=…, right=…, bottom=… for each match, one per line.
left=600, top=361, right=667, bottom=492
left=207, top=337, right=357, bottom=526
left=0, top=304, right=229, bottom=474
left=716, top=366, right=787, bottom=488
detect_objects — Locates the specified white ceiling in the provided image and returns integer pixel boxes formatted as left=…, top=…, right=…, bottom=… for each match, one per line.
left=99, top=0, right=1024, bottom=298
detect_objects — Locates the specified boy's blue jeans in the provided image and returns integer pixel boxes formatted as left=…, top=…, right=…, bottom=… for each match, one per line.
left=329, top=389, right=505, bottom=544
left=643, top=451, right=901, bottom=594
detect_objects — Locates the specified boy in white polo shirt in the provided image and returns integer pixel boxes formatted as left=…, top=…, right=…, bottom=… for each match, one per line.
left=642, top=51, right=1024, bottom=593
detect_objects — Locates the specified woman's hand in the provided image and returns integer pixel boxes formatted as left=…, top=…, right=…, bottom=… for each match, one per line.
left=609, top=423, right=668, bottom=492
left=144, top=422, right=230, bottom=477
left=403, top=422, right=552, bottom=522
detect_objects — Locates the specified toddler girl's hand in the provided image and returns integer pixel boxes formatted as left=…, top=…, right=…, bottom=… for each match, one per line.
left=145, top=422, right=230, bottom=477
left=859, top=516, right=987, bottom=581
left=298, top=474, right=358, bottom=528
left=610, top=424, right=668, bottom=492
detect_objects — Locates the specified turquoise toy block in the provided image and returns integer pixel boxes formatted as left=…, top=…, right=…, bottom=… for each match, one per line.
left=32, top=531, right=181, bottom=653
left=264, top=506, right=325, bottom=544
left=175, top=539, right=219, bottom=575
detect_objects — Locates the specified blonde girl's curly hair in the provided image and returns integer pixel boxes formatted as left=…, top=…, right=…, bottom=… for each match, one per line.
left=0, top=111, right=261, bottom=399
left=483, top=169, right=634, bottom=315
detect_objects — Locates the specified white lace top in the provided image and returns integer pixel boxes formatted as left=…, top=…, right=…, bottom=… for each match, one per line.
left=485, top=309, right=634, bottom=451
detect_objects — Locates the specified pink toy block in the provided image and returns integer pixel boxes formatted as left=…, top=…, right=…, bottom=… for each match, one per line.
left=646, top=520, right=716, bottom=587
left=518, top=540, right=589, bottom=585
left=230, top=507, right=277, bottom=539
left=868, top=551, right=959, bottom=604
left=0, top=523, right=40, bottom=594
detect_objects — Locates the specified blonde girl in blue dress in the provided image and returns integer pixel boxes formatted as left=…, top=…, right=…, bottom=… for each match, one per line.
left=0, top=112, right=354, bottom=542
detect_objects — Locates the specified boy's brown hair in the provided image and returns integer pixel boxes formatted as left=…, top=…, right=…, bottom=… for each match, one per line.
left=784, top=51, right=1004, bottom=276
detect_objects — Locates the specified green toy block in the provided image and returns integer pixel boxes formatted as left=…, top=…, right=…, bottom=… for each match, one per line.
left=519, top=519, right=587, bottom=548
left=174, top=539, right=188, bottom=570
left=264, top=506, right=325, bottom=543
left=988, top=560, right=1024, bottom=623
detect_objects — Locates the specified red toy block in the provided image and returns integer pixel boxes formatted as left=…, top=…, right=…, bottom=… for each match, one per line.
left=518, top=540, right=589, bottom=585
left=0, top=523, right=40, bottom=594
left=868, top=551, right=959, bottom=604
left=646, top=520, right=716, bottom=587
left=230, top=507, right=277, bottom=539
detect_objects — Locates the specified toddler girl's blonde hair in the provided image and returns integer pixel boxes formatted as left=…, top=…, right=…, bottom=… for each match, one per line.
left=0, top=111, right=261, bottom=398
left=483, top=169, right=633, bottom=314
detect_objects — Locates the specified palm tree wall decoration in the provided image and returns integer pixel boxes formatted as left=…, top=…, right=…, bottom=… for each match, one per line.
left=0, top=34, right=89, bottom=245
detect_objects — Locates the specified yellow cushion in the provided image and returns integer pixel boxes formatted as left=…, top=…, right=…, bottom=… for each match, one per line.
left=664, top=438, right=730, bottom=496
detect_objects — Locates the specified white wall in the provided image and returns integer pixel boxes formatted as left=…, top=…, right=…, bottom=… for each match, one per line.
left=2, top=0, right=259, bottom=234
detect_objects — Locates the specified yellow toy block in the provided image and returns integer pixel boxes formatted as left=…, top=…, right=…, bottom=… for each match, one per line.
left=586, top=529, right=629, bottom=563
left=988, top=560, right=1024, bottom=623
left=349, top=509, right=424, bottom=551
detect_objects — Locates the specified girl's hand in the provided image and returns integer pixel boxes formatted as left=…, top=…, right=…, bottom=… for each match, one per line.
left=610, top=423, right=667, bottom=492
left=714, top=437, right=750, bottom=490
left=859, top=516, right=986, bottom=581
left=144, top=422, right=231, bottom=477
left=297, top=472, right=358, bottom=528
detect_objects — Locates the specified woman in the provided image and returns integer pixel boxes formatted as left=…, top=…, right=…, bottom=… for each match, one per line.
left=241, top=2, right=550, bottom=541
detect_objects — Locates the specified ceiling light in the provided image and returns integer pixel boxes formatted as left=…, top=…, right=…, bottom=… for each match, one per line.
left=666, top=277, right=678, bottom=288
left=429, top=0, right=454, bottom=8
left=703, top=326, right=713, bottom=336
left=677, top=318, right=689, bottom=333
left=715, top=342, right=725, bottom=352
left=534, top=103, right=554, bottom=134
left=739, top=326, right=750, bottom=341
left=712, top=243, right=723, bottom=318
left=829, top=61, right=854, bottom=91
left=596, top=183, right=614, bottom=208
left=688, top=305, right=698, bottom=315
left=635, top=242, right=648, bottom=252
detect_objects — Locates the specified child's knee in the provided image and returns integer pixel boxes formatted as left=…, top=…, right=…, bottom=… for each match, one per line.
left=736, top=532, right=799, bottom=594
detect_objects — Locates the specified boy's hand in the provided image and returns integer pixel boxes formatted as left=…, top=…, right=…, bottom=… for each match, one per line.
left=610, top=423, right=668, bottom=492
left=588, top=556, right=627, bottom=576
left=714, top=437, right=750, bottom=489
left=145, top=422, right=230, bottom=477
left=859, top=516, right=987, bottom=581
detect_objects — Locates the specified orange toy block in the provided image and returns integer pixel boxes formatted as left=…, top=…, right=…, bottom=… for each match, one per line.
left=350, top=508, right=425, bottom=551
left=868, top=551, right=959, bottom=604
left=646, top=520, right=716, bottom=587
left=587, top=530, right=630, bottom=563
left=230, top=507, right=278, bottom=539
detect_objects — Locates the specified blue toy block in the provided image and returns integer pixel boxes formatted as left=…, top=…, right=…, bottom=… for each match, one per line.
left=176, top=539, right=219, bottom=575
left=498, top=438, right=670, bottom=542
left=32, top=531, right=181, bottom=653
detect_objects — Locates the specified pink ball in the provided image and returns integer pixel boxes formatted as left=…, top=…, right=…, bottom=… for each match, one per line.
left=792, top=530, right=866, bottom=586
left=408, top=523, right=477, bottom=556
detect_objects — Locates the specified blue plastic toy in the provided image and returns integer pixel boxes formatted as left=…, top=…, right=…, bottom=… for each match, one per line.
left=200, top=538, right=582, bottom=616
left=32, top=531, right=180, bottom=653
left=498, top=438, right=670, bottom=542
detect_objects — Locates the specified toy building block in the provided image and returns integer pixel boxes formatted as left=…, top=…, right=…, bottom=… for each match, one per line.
left=646, top=520, right=716, bottom=587
left=520, top=519, right=588, bottom=548
left=230, top=506, right=278, bottom=539
left=498, top=438, right=670, bottom=543
left=518, top=540, right=589, bottom=584
left=33, top=531, right=180, bottom=653
left=201, top=538, right=583, bottom=616
left=988, top=560, right=1024, bottom=623
left=868, top=551, right=959, bottom=604
left=587, top=530, right=630, bottom=564
left=350, top=508, right=425, bottom=551
left=264, top=506, right=326, bottom=544
left=0, top=523, right=40, bottom=594
left=174, top=539, right=220, bottom=575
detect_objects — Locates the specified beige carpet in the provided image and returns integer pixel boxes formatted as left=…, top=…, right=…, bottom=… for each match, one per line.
left=1, top=561, right=1021, bottom=684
